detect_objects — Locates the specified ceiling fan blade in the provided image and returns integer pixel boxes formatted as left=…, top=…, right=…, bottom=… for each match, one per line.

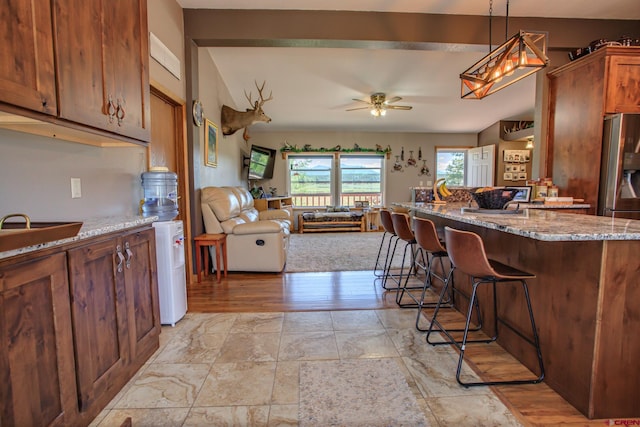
left=383, top=96, right=402, bottom=104
left=346, top=106, right=372, bottom=111
left=352, top=98, right=372, bottom=105
left=386, top=105, right=413, bottom=110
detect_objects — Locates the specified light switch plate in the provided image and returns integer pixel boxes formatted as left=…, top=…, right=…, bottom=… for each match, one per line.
left=71, top=178, right=82, bottom=198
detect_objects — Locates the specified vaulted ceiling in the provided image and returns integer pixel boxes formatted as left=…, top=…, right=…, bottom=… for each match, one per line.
left=179, top=1, right=640, bottom=134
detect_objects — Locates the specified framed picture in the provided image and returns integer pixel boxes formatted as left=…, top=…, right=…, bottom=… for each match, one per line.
left=518, top=172, right=528, bottom=180
left=519, top=164, right=527, bottom=172
left=503, top=172, right=513, bottom=181
left=506, top=186, right=532, bottom=202
left=354, top=201, right=363, bottom=208
left=205, top=119, right=218, bottom=167
left=361, top=200, right=370, bottom=208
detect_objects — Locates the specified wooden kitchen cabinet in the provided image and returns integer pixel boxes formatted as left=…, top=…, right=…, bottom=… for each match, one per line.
left=120, top=228, right=161, bottom=365
left=0, top=253, right=77, bottom=426
left=67, top=227, right=160, bottom=421
left=546, top=46, right=640, bottom=213
left=0, top=0, right=57, bottom=115
left=54, top=0, right=151, bottom=143
left=0, top=0, right=150, bottom=145
left=0, top=224, right=159, bottom=425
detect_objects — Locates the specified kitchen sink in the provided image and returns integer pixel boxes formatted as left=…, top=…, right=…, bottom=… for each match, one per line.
left=0, top=214, right=82, bottom=252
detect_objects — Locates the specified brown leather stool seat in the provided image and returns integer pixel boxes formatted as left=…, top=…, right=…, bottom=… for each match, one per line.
left=427, top=226, right=545, bottom=387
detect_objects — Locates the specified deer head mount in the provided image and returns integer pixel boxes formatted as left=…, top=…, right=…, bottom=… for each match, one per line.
left=221, top=81, right=273, bottom=136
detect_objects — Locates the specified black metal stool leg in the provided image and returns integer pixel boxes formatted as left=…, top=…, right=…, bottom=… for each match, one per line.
left=373, top=231, right=390, bottom=278
left=426, top=275, right=485, bottom=345
left=455, top=279, right=545, bottom=387
left=416, top=255, right=454, bottom=331
left=395, top=243, right=427, bottom=307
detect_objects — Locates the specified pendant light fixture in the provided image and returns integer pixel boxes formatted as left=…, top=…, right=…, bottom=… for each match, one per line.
left=460, top=0, right=549, bottom=100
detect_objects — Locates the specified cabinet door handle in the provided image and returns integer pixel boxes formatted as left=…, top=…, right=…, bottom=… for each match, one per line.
left=116, top=245, right=125, bottom=273
left=107, top=95, right=117, bottom=123
left=125, top=242, right=133, bottom=269
left=116, top=98, right=126, bottom=126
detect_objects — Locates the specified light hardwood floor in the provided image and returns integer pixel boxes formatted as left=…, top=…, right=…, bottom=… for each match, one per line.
left=188, top=270, right=624, bottom=426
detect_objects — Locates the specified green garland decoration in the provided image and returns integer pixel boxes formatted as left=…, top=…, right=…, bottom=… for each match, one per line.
left=280, top=142, right=392, bottom=154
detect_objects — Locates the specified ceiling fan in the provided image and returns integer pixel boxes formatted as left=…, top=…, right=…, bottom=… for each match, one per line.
left=346, top=92, right=413, bottom=117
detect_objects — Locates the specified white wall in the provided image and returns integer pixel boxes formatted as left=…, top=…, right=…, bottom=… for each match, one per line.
left=148, top=0, right=186, bottom=100
left=196, top=49, right=247, bottom=188
left=245, top=131, right=477, bottom=205
left=0, top=130, right=147, bottom=221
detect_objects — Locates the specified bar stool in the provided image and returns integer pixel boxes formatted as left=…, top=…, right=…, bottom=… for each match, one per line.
left=374, top=209, right=398, bottom=279
left=410, top=217, right=455, bottom=331
left=390, top=212, right=426, bottom=306
left=428, top=226, right=545, bottom=387
left=378, top=209, right=406, bottom=290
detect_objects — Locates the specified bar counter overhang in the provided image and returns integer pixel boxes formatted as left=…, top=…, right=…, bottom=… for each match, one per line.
left=399, top=203, right=640, bottom=419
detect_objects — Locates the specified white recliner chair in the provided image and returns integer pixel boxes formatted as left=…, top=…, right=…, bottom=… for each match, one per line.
left=201, top=186, right=291, bottom=272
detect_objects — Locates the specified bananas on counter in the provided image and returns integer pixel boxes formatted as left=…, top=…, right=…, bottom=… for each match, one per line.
left=436, top=178, right=452, bottom=197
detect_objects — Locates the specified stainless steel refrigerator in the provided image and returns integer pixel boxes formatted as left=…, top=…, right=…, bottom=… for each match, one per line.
left=598, top=113, right=640, bottom=219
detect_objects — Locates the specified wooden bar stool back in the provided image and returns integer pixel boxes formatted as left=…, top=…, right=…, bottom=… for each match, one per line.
left=430, top=226, right=545, bottom=387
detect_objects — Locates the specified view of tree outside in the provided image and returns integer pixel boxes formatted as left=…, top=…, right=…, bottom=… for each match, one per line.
left=436, top=149, right=466, bottom=186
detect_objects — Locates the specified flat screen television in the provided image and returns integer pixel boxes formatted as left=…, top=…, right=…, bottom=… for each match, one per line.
left=247, top=144, right=276, bottom=180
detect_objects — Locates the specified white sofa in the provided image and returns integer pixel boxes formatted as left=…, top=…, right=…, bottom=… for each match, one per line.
left=201, top=186, right=291, bottom=272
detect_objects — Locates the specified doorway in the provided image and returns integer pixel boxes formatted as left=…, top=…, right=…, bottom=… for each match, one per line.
left=149, top=85, right=193, bottom=283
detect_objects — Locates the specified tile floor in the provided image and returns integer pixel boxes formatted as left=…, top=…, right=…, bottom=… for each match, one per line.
left=90, top=309, right=522, bottom=426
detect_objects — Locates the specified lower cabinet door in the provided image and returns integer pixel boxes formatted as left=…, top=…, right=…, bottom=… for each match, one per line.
left=121, top=228, right=161, bottom=365
left=0, top=253, right=77, bottom=426
left=68, top=237, right=130, bottom=412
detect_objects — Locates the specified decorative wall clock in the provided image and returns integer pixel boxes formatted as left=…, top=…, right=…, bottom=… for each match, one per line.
left=192, top=100, right=203, bottom=126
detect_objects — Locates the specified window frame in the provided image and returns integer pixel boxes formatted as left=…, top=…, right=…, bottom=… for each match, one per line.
left=286, top=152, right=385, bottom=208
left=434, top=146, right=471, bottom=187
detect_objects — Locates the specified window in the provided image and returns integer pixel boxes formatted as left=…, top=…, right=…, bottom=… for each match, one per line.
left=287, top=154, right=384, bottom=208
left=339, top=155, right=383, bottom=207
left=289, top=155, right=333, bottom=207
left=435, top=147, right=467, bottom=186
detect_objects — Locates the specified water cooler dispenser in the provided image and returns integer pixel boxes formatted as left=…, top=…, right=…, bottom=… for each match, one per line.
left=141, top=167, right=179, bottom=221
left=142, top=167, right=186, bottom=326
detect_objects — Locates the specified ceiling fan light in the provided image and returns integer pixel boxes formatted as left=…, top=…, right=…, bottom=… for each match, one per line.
left=380, top=109, right=386, bottom=116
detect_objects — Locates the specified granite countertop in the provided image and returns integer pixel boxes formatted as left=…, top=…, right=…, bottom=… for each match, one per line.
left=398, top=202, right=640, bottom=242
left=518, top=202, right=591, bottom=209
left=0, top=215, right=158, bottom=260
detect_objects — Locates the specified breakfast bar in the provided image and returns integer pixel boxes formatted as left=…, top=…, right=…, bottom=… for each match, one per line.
left=399, top=203, right=640, bottom=420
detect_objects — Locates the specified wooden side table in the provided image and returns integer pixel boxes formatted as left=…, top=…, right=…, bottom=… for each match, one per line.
left=194, top=233, right=227, bottom=283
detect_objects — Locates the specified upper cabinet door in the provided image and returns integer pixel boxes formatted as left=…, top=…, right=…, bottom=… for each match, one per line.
left=0, top=0, right=57, bottom=114
left=54, top=0, right=150, bottom=142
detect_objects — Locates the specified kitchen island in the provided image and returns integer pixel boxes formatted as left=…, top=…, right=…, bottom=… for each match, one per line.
left=399, top=203, right=640, bottom=419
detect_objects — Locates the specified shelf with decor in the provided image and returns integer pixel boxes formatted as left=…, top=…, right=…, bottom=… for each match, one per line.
left=254, top=197, right=294, bottom=231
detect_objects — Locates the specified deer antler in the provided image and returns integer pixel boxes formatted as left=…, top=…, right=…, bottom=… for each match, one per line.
left=244, top=89, right=254, bottom=108
left=255, top=80, right=273, bottom=106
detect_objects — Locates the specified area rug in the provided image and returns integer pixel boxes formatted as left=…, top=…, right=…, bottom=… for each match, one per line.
left=299, top=359, right=429, bottom=426
left=285, top=232, right=407, bottom=272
